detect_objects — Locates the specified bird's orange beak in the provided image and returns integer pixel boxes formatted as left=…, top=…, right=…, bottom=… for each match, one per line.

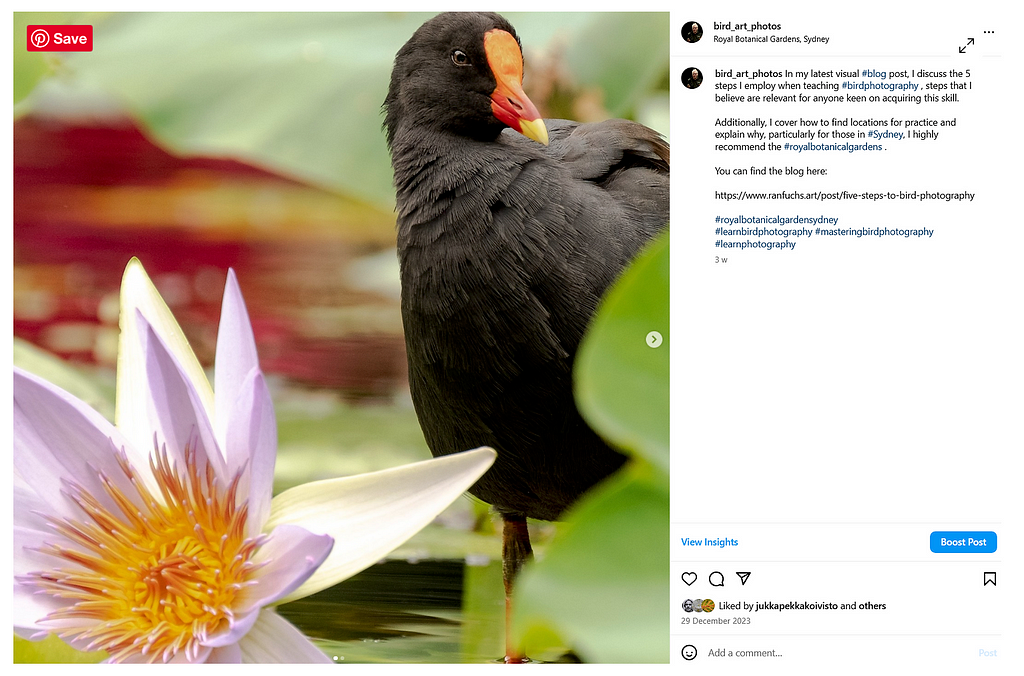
left=484, top=29, right=548, bottom=146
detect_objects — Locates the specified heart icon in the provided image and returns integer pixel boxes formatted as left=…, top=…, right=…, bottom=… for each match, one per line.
left=681, top=572, right=697, bottom=586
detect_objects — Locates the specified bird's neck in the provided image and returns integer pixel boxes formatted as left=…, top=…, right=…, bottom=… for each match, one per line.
left=389, top=128, right=500, bottom=215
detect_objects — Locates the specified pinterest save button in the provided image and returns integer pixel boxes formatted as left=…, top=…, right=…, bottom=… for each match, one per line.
left=27, top=25, right=93, bottom=52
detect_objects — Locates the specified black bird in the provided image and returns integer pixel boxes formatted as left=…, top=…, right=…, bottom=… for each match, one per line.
left=384, top=12, right=668, bottom=659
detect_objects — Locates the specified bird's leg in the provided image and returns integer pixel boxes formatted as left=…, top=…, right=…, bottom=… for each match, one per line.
left=501, top=512, right=533, bottom=663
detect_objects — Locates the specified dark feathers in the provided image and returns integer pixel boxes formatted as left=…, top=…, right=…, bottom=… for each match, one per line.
left=385, top=12, right=668, bottom=520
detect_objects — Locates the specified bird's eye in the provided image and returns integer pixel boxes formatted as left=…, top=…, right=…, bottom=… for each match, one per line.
left=451, top=49, right=470, bottom=66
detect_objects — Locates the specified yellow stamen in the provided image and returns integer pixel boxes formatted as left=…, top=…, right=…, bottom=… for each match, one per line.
left=23, top=442, right=263, bottom=663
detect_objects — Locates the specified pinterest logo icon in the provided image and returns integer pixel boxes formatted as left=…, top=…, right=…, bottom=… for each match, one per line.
left=30, top=29, right=50, bottom=49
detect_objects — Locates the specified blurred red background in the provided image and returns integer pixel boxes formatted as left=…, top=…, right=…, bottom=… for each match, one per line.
left=14, top=115, right=407, bottom=402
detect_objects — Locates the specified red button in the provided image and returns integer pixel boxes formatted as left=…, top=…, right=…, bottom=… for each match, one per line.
left=27, top=25, right=93, bottom=52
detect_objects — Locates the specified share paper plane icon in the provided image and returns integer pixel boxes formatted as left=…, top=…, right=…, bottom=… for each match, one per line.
left=736, top=572, right=751, bottom=585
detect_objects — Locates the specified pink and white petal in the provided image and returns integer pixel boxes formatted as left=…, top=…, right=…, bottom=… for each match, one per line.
left=224, top=369, right=277, bottom=533
left=14, top=469, right=57, bottom=534
left=114, top=643, right=212, bottom=664
left=165, top=643, right=211, bottom=663
left=117, top=258, right=214, bottom=453
left=237, top=609, right=331, bottom=664
left=14, top=525, right=93, bottom=637
left=138, top=314, right=227, bottom=479
left=214, top=269, right=260, bottom=451
left=14, top=582, right=65, bottom=639
left=200, top=607, right=260, bottom=648
left=14, top=561, right=96, bottom=643
left=14, top=367, right=142, bottom=518
left=206, top=643, right=243, bottom=663
left=266, top=447, right=496, bottom=603
left=14, top=524, right=78, bottom=577
left=234, top=524, right=333, bottom=612
left=14, top=598, right=51, bottom=640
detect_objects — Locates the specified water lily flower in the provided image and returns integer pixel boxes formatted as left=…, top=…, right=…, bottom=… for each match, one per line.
left=13, top=259, right=495, bottom=663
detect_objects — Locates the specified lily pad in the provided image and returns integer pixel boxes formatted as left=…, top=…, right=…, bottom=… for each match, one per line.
left=513, top=462, right=668, bottom=662
left=513, top=232, right=670, bottom=663
left=575, top=231, right=669, bottom=473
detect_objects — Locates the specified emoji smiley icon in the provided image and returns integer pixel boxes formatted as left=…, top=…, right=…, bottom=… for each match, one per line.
left=681, top=644, right=697, bottom=660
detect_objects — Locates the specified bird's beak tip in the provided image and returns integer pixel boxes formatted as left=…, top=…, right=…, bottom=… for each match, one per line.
left=519, top=118, right=549, bottom=146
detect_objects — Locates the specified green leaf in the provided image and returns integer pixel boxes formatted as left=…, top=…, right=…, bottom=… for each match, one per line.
left=514, top=231, right=669, bottom=662
left=565, top=13, right=670, bottom=119
left=51, top=12, right=431, bottom=209
left=574, top=231, right=669, bottom=474
left=14, top=635, right=106, bottom=664
left=513, top=461, right=668, bottom=663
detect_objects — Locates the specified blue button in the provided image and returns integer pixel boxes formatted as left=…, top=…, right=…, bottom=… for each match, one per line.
left=930, top=531, right=997, bottom=553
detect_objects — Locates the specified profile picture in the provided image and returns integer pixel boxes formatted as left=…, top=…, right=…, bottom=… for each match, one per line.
left=683, top=21, right=703, bottom=43
left=683, top=67, right=703, bottom=89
